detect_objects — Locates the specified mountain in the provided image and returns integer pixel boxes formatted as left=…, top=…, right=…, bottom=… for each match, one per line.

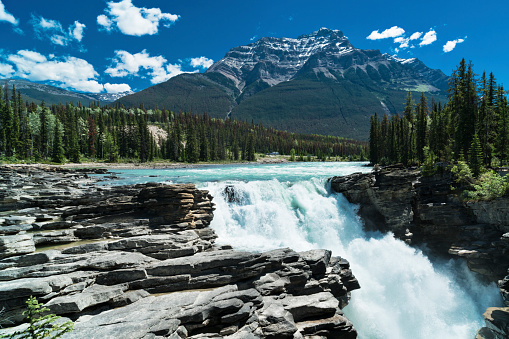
left=1, top=79, right=133, bottom=106
left=116, top=28, right=450, bottom=140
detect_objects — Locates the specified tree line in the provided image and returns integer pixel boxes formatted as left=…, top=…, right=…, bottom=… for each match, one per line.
left=0, top=85, right=368, bottom=164
left=369, top=58, right=509, bottom=176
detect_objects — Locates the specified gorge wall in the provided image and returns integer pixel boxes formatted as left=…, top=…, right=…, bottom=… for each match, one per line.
left=0, top=166, right=359, bottom=339
left=329, top=165, right=509, bottom=338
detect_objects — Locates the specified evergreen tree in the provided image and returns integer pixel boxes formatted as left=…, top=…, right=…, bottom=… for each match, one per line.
left=369, top=113, right=380, bottom=164
left=416, top=93, right=428, bottom=163
left=51, top=121, right=65, bottom=163
left=246, top=132, right=256, bottom=161
left=496, top=86, right=509, bottom=164
left=39, top=104, right=49, bottom=159
left=402, top=91, right=415, bottom=165
left=87, top=116, right=97, bottom=158
left=469, top=132, right=483, bottom=177
left=185, top=123, right=199, bottom=163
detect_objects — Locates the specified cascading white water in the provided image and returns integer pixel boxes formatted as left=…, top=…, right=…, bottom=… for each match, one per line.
left=109, top=162, right=502, bottom=338
left=203, top=176, right=502, bottom=339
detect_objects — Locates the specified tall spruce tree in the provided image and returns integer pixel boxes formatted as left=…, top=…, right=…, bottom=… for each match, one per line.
left=52, top=121, right=65, bottom=163
left=469, top=133, right=483, bottom=177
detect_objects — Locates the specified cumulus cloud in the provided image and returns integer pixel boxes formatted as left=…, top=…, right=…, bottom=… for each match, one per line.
left=104, top=83, right=131, bottom=93
left=190, top=56, right=214, bottom=69
left=0, top=63, right=14, bottom=77
left=443, top=38, right=465, bottom=53
left=4, top=50, right=104, bottom=92
left=0, top=0, right=18, bottom=25
left=410, top=32, right=422, bottom=40
left=71, top=21, right=86, bottom=42
left=420, top=29, right=437, bottom=46
left=97, top=0, right=179, bottom=36
left=97, top=14, right=113, bottom=31
left=31, top=15, right=86, bottom=47
left=106, top=49, right=210, bottom=84
left=367, top=26, right=405, bottom=40
left=394, top=37, right=410, bottom=49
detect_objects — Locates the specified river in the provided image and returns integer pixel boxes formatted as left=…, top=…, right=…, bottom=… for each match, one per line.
left=104, top=162, right=502, bottom=338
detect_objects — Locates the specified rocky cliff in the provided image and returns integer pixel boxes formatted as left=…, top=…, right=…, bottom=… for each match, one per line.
left=329, top=165, right=509, bottom=338
left=0, top=166, right=359, bottom=339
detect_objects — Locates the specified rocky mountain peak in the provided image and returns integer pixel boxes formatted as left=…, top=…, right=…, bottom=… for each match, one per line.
left=206, top=27, right=356, bottom=91
left=297, top=27, right=345, bottom=40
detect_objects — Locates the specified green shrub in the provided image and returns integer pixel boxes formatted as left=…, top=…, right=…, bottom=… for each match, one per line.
left=2, top=296, right=73, bottom=339
left=421, top=146, right=437, bottom=177
left=451, top=161, right=475, bottom=186
left=465, top=171, right=509, bottom=201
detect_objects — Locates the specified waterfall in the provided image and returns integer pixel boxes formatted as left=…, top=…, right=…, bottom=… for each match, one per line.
left=203, top=176, right=501, bottom=339
left=109, top=162, right=502, bottom=338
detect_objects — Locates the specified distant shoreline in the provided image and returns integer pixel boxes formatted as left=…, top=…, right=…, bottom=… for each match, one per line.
left=1, top=156, right=291, bottom=170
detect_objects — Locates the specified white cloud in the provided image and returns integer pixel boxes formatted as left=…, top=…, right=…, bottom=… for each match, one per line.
left=106, top=49, right=197, bottom=84
left=0, top=0, right=18, bottom=25
left=105, top=49, right=166, bottom=78
left=190, top=56, right=214, bottom=69
left=104, top=83, right=131, bottom=93
left=367, top=26, right=405, bottom=40
left=410, top=32, right=422, bottom=40
left=443, top=38, right=465, bottom=53
left=394, top=37, right=410, bottom=49
left=106, top=50, right=206, bottom=84
left=420, top=29, right=437, bottom=46
left=32, top=16, right=86, bottom=47
left=0, top=63, right=14, bottom=77
left=5, top=50, right=105, bottom=92
left=39, top=17, right=61, bottom=30
left=50, top=35, right=67, bottom=46
left=97, top=0, right=179, bottom=36
left=97, top=14, right=113, bottom=31
left=70, top=21, right=86, bottom=42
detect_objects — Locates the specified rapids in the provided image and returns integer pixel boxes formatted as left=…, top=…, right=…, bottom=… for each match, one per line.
left=106, top=162, right=502, bottom=338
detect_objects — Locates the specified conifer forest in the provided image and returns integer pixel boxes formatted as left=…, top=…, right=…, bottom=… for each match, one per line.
left=0, top=85, right=367, bottom=164
left=369, top=59, right=509, bottom=172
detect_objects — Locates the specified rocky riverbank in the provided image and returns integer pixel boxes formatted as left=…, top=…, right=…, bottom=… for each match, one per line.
left=0, top=166, right=358, bottom=339
left=329, top=164, right=509, bottom=339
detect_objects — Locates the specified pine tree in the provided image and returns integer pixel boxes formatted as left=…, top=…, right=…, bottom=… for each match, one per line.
left=369, top=113, right=380, bottom=164
left=402, top=92, right=415, bottom=165
left=246, top=132, right=256, bottom=161
left=496, top=86, right=509, bottom=164
left=469, top=132, right=483, bottom=177
left=88, top=116, right=97, bottom=158
left=185, top=123, right=199, bottom=163
left=416, top=93, right=428, bottom=163
left=52, top=121, right=65, bottom=163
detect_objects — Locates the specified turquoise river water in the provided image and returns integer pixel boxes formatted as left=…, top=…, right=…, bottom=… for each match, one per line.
left=102, top=162, right=502, bottom=339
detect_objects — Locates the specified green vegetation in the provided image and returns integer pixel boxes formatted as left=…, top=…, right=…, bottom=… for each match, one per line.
left=116, top=59, right=448, bottom=141
left=465, top=171, right=509, bottom=200
left=369, top=58, right=508, bottom=169
left=0, top=84, right=367, bottom=164
left=1, top=296, right=73, bottom=339
left=369, top=58, right=509, bottom=200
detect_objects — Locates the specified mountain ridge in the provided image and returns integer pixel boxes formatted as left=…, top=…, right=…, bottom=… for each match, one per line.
left=116, top=28, right=449, bottom=140
left=1, top=78, right=133, bottom=106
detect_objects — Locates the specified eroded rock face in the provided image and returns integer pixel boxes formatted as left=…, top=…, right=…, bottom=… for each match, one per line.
left=0, top=166, right=359, bottom=339
left=330, top=165, right=509, bottom=338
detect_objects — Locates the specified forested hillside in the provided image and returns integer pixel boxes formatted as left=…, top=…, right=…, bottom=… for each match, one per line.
left=369, top=58, right=509, bottom=171
left=0, top=85, right=367, bottom=164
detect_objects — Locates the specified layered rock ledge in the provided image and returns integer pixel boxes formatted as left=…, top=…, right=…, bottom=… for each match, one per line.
left=329, top=164, right=509, bottom=339
left=0, top=166, right=359, bottom=339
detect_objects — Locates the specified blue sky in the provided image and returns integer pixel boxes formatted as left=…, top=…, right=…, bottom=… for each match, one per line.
left=0, top=0, right=507, bottom=94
